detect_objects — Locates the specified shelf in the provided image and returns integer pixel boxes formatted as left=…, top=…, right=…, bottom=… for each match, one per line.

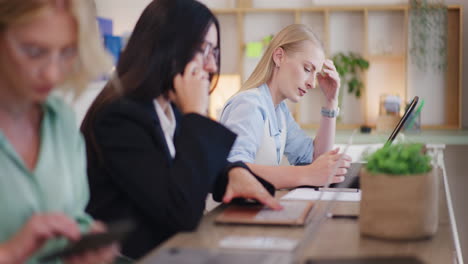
left=208, top=1, right=463, bottom=129
left=243, top=8, right=297, bottom=13
left=211, top=4, right=461, bottom=13
left=367, top=55, right=405, bottom=60
left=300, top=123, right=363, bottom=130
left=213, top=9, right=239, bottom=14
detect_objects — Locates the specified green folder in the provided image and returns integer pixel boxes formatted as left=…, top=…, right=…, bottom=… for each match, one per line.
left=246, top=41, right=263, bottom=58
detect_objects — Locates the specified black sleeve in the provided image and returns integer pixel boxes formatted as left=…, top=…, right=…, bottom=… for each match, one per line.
left=94, top=106, right=235, bottom=232
left=212, top=161, right=276, bottom=202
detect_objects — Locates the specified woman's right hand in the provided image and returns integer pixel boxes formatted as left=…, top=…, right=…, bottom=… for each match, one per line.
left=300, top=148, right=352, bottom=186
left=64, top=221, right=118, bottom=264
left=171, top=54, right=210, bottom=115
left=0, top=213, right=81, bottom=264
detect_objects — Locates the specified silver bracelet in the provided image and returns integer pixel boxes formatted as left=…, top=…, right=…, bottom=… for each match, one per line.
left=321, top=106, right=340, bottom=118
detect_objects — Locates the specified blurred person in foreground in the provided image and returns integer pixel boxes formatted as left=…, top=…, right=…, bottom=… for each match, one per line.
left=0, top=0, right=118, bottom=263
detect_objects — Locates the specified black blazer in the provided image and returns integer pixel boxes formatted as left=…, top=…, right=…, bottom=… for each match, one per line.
left=84, top=98, right=236, bottom=259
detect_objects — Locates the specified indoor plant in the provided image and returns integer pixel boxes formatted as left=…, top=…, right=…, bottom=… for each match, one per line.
left=332, top=52, right=369, bottom=99
left=409, top=0, right=448, bottom=71
left=359, top=143, right=439, bottom=240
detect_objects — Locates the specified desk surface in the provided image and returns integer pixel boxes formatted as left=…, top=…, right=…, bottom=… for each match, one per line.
left=139, top=146, right=465, bottom=264
left=444, top=145, right=467, bottom=264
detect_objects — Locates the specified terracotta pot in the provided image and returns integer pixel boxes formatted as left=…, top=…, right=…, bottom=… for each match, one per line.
left=359, top=168, right=438, bottom=240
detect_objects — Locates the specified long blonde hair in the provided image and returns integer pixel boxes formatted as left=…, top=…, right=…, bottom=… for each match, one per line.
left=242, top=24, right=324, bottom=90
left=0, top=0, right=113, bottom=96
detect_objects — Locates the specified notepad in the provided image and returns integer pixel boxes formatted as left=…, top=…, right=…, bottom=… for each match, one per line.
left=281, top=188, right=361, bottom=202
left=333, top=144, right=382, bottom=162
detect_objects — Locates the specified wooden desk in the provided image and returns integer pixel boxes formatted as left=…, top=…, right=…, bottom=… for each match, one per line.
left=443, top=145, right=468, bottom=264
left=139, top=146, right=463, bottom=264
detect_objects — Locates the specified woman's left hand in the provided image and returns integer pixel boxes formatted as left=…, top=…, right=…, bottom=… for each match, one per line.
left=317, top=59, right=341, bottom=104
left=65, top=221, right=119, bottom=264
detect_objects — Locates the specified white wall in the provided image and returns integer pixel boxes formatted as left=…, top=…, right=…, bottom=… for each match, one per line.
left=71, top=81, right=107, bottom=125
left=95, top=0, right=151, bottom=35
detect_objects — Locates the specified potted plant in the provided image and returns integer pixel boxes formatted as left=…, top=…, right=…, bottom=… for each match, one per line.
left=332, top=52, right=369, bottom=122
left=359, top=143, right=439, bottom=240
left=332, top=52, right=369, bottom=99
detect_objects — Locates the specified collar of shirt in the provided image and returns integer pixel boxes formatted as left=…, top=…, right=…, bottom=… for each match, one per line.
left=258, top=83, right=286, bottom=137
left=154, top=100, right=176, bottom=136
left=153, top=99, right=176, bottom=158
left=0, top=95, right=57, bottom=159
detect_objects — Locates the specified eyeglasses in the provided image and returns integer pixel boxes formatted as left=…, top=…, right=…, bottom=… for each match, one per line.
left=198, top=42, right=219, bottom=66
left=6, top=33, right=78, bottom=75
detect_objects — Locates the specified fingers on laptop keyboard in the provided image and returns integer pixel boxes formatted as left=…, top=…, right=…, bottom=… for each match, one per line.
left=333, top=176, right=346, bottom=183
left=335, top=167, right=348, bottom=176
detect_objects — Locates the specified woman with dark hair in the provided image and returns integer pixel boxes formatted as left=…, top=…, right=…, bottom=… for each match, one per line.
left=81, top=0, right=281, bottom=259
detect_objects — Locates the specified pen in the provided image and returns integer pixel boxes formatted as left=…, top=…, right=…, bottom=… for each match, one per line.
left=327, top=213, right=359, bottom=220
left=406, top=99, right=425, bottom=130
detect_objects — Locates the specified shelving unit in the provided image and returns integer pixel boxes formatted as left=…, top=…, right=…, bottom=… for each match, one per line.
left=207, top=1, right=463, bottom=129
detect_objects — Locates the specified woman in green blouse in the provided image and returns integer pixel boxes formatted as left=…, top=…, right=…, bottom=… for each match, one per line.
left=0, top=0, right=117, bottom=263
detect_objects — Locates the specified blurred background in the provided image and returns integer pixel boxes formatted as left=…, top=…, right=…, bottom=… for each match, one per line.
left=75, top=0, right=468, bottom=144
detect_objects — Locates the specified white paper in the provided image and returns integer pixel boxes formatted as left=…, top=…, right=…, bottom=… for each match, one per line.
left=281, top=188, right=361, bottom=202
left=219, top=235, right=298, bottom=251
left=334, top=143, right=382, bottom=162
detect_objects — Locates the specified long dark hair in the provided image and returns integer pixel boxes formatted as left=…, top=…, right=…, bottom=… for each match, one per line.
left=81, top=0, right=220, bottom=160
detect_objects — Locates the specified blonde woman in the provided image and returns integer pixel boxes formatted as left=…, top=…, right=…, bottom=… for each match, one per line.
left=0, top=0, right=117, bottom=263
left=220, top=24, right=351, bottom=189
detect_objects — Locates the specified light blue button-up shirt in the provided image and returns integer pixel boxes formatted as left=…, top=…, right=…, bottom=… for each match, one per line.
left=220, top=83, right=313, bottom=165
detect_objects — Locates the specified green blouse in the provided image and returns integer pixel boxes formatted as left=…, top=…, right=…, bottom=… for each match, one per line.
left=0, top=96, right=92, bottom=263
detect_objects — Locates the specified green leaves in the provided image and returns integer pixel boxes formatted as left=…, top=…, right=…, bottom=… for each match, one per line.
left=332, top=52, right=369, bottom=98
left=365, top=143, right=432, bottom=175
left=409, top=0, right=447, bottom=71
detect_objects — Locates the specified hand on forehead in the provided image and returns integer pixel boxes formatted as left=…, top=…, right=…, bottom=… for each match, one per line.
left=292, top=41, right=326, bottom=71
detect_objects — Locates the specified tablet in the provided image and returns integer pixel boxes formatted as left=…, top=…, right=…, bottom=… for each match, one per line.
left=215, top=200, right=314, bottom=226
left=39, top=219, right=134, bottom=262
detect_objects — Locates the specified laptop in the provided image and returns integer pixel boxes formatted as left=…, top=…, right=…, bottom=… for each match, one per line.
left=337, top=96, right=420, bottom=189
